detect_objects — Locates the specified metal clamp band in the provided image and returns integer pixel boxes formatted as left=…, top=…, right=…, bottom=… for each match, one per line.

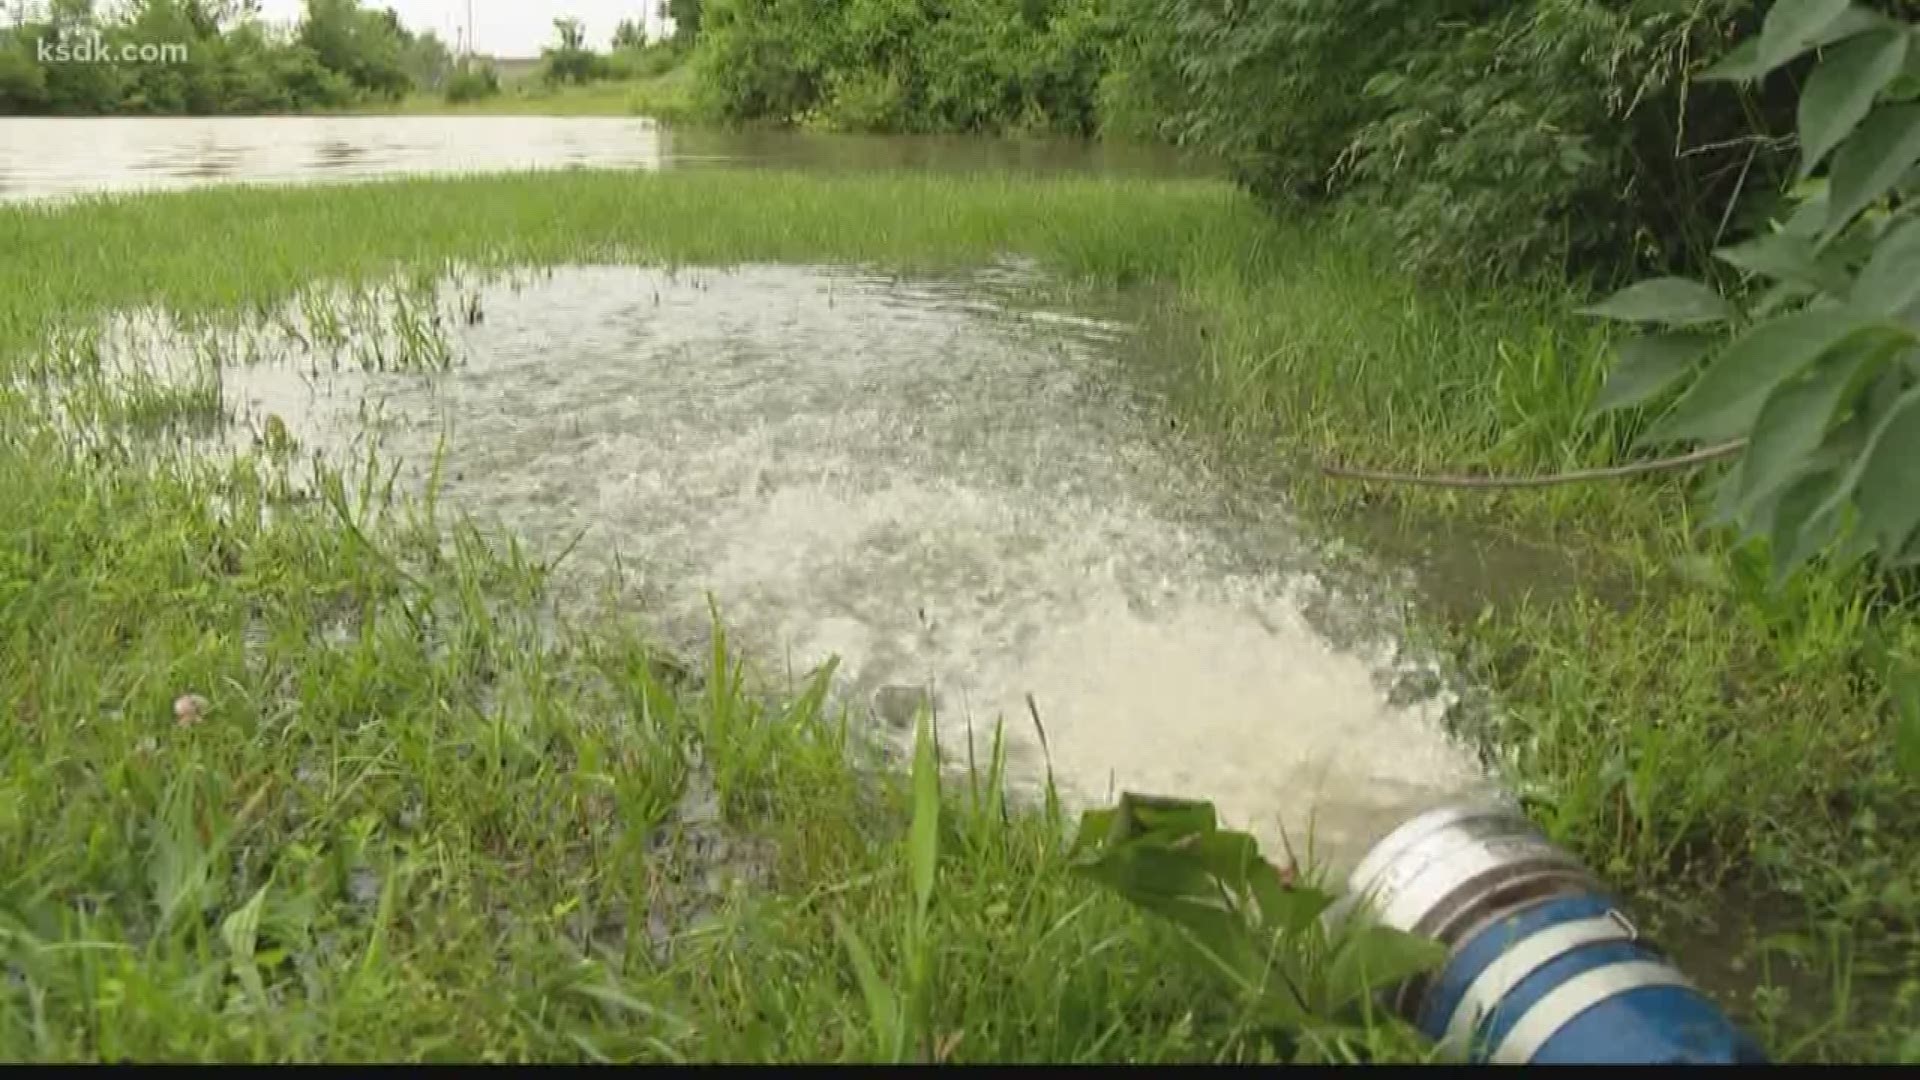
left=1438, top=915, right=1636, bottom=1055
left=1490, top=959, right=1692, bottom=1064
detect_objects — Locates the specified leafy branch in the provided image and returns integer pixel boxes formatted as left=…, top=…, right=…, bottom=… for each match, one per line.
left=1588, top=0, right=1920, bottom=580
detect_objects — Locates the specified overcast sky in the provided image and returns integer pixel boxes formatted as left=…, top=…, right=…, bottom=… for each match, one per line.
left=252, top=1, right=668, bottom=57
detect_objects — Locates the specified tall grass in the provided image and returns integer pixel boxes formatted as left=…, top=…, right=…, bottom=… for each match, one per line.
left=0, top=406, right=1287, bottom=1061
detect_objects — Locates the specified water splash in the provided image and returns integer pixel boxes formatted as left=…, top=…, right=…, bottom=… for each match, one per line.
left=69, top=262, right=1495, bottom=871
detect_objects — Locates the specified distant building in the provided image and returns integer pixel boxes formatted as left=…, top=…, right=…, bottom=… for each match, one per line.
left=483, top=56, right=543, bottom=85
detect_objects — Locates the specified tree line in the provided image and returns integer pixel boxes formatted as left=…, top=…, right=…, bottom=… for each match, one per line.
left=0, top=1, right=711, bottom=113
left=0, top=0, right=464, bottom=114
left=682, top=0, right=1920, bottom=286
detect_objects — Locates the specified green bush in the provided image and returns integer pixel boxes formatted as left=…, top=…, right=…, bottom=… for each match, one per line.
left=605, top=42, right=685, bottom=82
left=1120, top=0, right=1805, bottom=283
left=1591, top=0, right=1920, bottom=578
left=299, top=0, right=413, bottom=101
left=0, top=0, right=433, bottom=115
left=692, top=0, right=826, bottom=123
left=691, top=0, right=1119, bottom=135
left=0, top=34, right=52, bottom=115
left=443, top=63, right=500, bottom=104
left=822, top=67, right=911, bottom=132
left=540, top=18, right=607, bottom=86
left=1340, top=1, right=1793, bottom=282
left=1118, top=0, right=1428, bottom=205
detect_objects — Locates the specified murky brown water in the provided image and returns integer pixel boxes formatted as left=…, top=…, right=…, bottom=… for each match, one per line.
left=0, top=116, right=1206, bottom=202
left=67, top=263, right=1495, bottom=871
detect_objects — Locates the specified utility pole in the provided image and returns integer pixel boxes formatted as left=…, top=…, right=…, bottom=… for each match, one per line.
left=465, top=0, right=474, bottom=58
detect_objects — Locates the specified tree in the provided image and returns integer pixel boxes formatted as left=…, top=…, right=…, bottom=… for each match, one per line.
left=25, top=1, right=130, bottom=113
left=117, top=0, right=226, bottom=114
left=0, top=32, right=50, bottom=114
left=540, top=16, right=600, bottom=84
left=298, top=0, right=411, bottom=99
left=400, top=27, right=452, bottom=90
left=668, top=0, right=700, bottom=45
left=0, top=0, right=375, bottom=113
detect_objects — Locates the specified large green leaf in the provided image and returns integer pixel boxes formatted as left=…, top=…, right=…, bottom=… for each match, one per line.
left=1824, top=104, right=1920, bottom=240
left=1127, top=795, right=1219, bottom=840
left=1185, top=828, right=1266, bottom=895
left=1703, top=38, right=1769, bottom=83
left=1806, top=379, right=1917, bottom=527
left=1781, top=183, right=1834, bottom=240
left=220, top=883, right=272, bottom=1010
left=1852, top=217, right=1920, bottom=313
left=1744, top=420, right=1861, bottom=530
left=1703, top=0, right=1870, bottom=81
left=1581, top=277, right=1734, bottom=327
left=1594, top=332, right=1718, bottom=413
left=1070, top=796, right=1302, bottom=1005
left=1081, top=844, right=1264, bottom=991
left=1890, top=27, right=1920, bottom=101
left=1799, top=29, right=1910, bottom=179
left=1646, top=307, right=1873, bottom=444
left=1814, top=6, right=1891, bottom=47
left=1769, top=464, right=1851, bottom=577
left=1737, top=342, right=1880, bottom=506
left=1250, top=869, right=1335, bottom=937
left=1713, top=231, right=1851, bottom=294
left=1074, top=814, right=1234, bottom=926
left=1069, top=805, right=1122, bottom=854
left=1711, top=452, right=1753, bottom=529
left=1324, top=925, right=1447, bottom=1014
left=1850, top=385, right=1920, bottom=554
left=832, top=915, right=902, bottom=1062
left=1754, top=279, right=1821, bottom=319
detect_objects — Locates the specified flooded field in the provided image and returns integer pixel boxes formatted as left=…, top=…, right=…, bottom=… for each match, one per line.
left=53, top=262, right=1494, bottom=871
left=0, top=116, right=1206, bottom=202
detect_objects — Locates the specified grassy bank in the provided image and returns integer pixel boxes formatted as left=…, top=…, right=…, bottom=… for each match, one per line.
left=349, top=71, right=700, bottom=122
left=1, top=170, right=1914, bottom=1060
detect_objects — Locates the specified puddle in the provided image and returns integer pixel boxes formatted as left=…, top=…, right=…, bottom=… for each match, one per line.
left=58, top=262, right=1497, bottom=873
left=1336, top=502, right=1632, bottom=624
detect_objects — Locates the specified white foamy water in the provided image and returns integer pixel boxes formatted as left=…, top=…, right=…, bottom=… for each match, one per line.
left=79, top=263, right=1493, bottom=870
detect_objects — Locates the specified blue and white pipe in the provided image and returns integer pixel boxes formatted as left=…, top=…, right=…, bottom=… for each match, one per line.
left=1341, top=805, right=1768, bottom=1064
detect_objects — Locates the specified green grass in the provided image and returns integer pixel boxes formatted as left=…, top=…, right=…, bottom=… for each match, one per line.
left=1150, top=220, right=1920, bottom=1060
left=352, top=69, right=701, bottom=122
left=1, top=169, right=1915, bottom=1060
left=0, top=437, right=1274, bottom=1062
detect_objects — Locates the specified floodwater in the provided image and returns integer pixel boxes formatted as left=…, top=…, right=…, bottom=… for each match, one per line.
left=0, top=115, right=1206, bottom=202
left=9, top=113, right=1493, bottom=870
left=78, top=263, right=1496, bottom=872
